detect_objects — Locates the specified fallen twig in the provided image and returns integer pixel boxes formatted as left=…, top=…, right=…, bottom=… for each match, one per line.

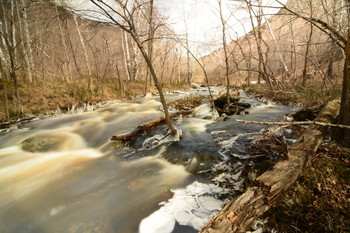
left=236, top=119, right=350, bottom=129
left=200, top=99, right=341, bottom=233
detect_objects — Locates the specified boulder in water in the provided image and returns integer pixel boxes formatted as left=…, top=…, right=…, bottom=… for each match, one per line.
left=292, top=106, right=322, bottom=121
left=21, top=132, right=86, bottom=153
left=214, top=94, right=240, bottom=109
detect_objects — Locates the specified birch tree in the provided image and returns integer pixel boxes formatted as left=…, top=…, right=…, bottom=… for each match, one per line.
left=73, top=15, right=93, bottom=96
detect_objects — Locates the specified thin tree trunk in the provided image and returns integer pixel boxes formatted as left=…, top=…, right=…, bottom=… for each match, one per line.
left=145, top=0, right=154, bottom=94
left=16, top=2, right=33, bottom=83
left=246, top=0, right=272, bottom=89
left=55, top=4, right=71, bottom=82
left=67, top=27, right=82, bottom=79
left=21, top=0, right=35, bottom=83
left=73, top=15, right=93, bottom=96
left=130, top=33, right=178, bottom=135
left=121, top=30, right=132, bottom=81
left=218, top=0, right=231, bottom=108
left=302, top=23, right=314, bottom=86
left=264, top=16, right=291, bottom=82
left=116, top=62, right=123, bottom=95
left=0, top=59, right=9, bottom=120
left=332, top=2, right=350, bottom=147
left=6, top=1, right=20, bottom=104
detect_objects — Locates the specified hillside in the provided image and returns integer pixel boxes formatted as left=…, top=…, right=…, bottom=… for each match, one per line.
left=201, top=0, right=345, bottom=87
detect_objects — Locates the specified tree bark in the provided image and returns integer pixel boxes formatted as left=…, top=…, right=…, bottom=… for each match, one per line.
left=302, top=23, right=314, bottom=87
left=21, top=0, right=35, bottom=83
left=245, top=0, right=272, bottom=89
left=145, top=0, right=154, bottom=94
left=332, top=2, right=350, bottom=148
left=0, top=59, right=9, bottom=120
left=73, top=15, right=93, bottom=96
left=264, top=15, right=291, bottom=82
left=200, top=99, right=340, bottom=233
left=218, top=0, right=231, bottom=108
left=110, top=110, right=193, bottom=141
left=16, top=2, right=33, bottom=83
left=55, top=4, right=71, bottom=83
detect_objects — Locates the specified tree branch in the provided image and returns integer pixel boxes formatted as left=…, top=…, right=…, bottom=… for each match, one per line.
left=236, top=119, right=350, bottom=129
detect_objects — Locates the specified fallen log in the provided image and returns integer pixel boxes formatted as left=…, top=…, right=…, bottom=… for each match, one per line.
left=236, top=119, right=350, bottom=129
left=109, top=110, right=193, bottom=141
left=200, top=99, right=340, bottom=233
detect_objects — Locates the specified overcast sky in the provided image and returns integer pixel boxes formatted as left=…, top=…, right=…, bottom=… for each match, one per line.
left=63, top=0, right=287, bottom=55
left=158, top=0, right=288, bottom=54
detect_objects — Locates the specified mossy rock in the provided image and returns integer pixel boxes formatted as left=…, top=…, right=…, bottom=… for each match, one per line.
left=21, top=132, right=86, bottom=152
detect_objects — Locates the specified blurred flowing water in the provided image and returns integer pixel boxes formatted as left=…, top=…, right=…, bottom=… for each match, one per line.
left=0, top=86, right=292, bottom=233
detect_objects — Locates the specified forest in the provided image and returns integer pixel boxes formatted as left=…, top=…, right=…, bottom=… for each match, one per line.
left=0, top=0, right=349, bottom=232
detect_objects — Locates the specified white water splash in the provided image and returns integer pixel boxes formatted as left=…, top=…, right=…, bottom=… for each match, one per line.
left=142, top=129, right=183, bottom=150
left=139, top=181, right=227, bottom=233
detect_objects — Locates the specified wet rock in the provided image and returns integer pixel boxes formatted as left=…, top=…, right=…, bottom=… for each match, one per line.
left=185, top=152, right=221, bottom=174
left=214, top=94, right=240, bottom=109
left=21, top=132, right=85, bottom=152
left=237, top=102, right=252, bottom=108
left=292, top=105, right=322, bottom=121
left=217, top=106, right=245, bottom=116
left=217, top=113, right=229, bottom=122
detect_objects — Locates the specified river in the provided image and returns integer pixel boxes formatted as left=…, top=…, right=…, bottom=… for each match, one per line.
left=0, top=86, right=292, bottom=233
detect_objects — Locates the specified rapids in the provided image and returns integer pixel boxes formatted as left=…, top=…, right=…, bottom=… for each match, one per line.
left=0, top=86, right=292, bottom=233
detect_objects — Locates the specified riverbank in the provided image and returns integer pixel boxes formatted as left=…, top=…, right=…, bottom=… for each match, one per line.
left=236, top=83, right=350, bottom=232
left=0, top=79, right=191, bottom=124
left=265, top=142, right=350, bottom=232
left=244, top=83, right=342, bottom=107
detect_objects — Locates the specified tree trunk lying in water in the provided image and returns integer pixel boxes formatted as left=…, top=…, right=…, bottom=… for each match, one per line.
left=199, top=99, right=340, bottom=233
left=110, top=110, right=193, bottom=141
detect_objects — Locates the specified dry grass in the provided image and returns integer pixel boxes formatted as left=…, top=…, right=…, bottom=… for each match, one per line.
left=0, top=79, right=191, bottom=123
left=244, top=82, right=342, bottom=107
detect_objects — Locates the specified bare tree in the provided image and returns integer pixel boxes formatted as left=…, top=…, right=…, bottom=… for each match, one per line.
left=0, top=1, right=20, bottom=103
left=244, top=0, right=273, bottom=89
left=87, top=0, right=178, bottom=136
left=276, top=0, right=350, bottom=146
left=0, top=58, right=9, bottom=120
left=73, top=15, right=93, bottom=96
left=55, top=4, right=72, bottom=83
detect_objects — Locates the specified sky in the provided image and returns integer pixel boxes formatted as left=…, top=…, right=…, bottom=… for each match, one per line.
left=62, top=0, right=288, bottom=55
left=158, top=0, right=288, bottom=55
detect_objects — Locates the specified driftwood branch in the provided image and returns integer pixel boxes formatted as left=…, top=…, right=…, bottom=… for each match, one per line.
left=200, top=99, right=340, bottom=233
left=109, top=110, right=193, bottom=141
left=236, top=119, right=350, bottom=129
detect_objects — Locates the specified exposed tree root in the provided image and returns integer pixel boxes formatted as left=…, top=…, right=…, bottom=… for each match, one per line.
left=199, top=99, right=340, bottom=233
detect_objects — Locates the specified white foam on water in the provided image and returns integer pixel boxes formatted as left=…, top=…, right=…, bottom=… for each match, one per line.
left=139, top=181, right=226, bottom=233
left=142, top=129, right=183, bottom=150
left=193, top=103, right=211, bottom=117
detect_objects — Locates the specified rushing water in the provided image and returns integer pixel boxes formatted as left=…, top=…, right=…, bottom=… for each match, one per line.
left=0, top=86, right=292, bottom=233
